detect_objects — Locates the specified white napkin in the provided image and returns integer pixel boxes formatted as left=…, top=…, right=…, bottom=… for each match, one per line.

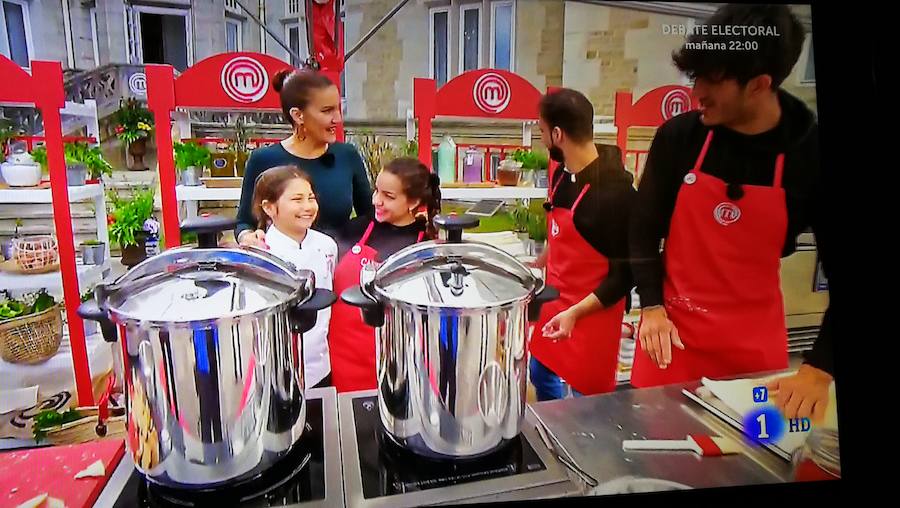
left=700, top=375, right=838, bottom=454
left=0, top=385, right=38, bottom=414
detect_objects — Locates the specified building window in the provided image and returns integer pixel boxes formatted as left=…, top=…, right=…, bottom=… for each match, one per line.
left=802, top=37, right=815, bottom=84
left=286, top=0, right=302, bottom=17
left=285, top=21, right=308, bottom=68
left=459, top=4, right=482, bottom=73
left=226, top=18, right=242, bottom=52
left=1, top=0, right=33, bottom=68
left=491, top=1, right=514, bottom=71
left=429, top=7, right=450, bottom=87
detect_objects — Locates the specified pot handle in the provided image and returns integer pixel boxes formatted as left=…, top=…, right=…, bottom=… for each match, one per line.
left=528, top=284, right=560, bottom=322
left=290, top=288, right=337, bottom=334
left=180, top=214, right=238, bottom=248
left=433, top=214, right=480, bottom=243
left=77, top=299, right=118, bottom=343
left=341, top=285, right=385, bottom=327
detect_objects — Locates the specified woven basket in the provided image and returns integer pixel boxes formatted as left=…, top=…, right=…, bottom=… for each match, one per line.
left=0, top=305, right=63, bottom=364
left=13, top=235, right=59, bottom=273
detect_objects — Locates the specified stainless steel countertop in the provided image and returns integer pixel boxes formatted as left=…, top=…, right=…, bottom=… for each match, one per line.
left=528, top=380, right=794, bottom=495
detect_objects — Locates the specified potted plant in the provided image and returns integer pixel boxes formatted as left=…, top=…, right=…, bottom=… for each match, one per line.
left=80, top=239, right=106, bottom=266
left=114, top=98, right=154, bottom=171
left=351, top=130, right=396, bottom=187
left=232, top=117, right=252, bottom=177
left=174, top=141, right=212, bottom=186
left=107, top=186, right=155, bottom=268
left=526, top=209, right=548, bottom=257
left=80, top=287, right=99, bottom=337
left=31, top=142, right=112, bottom=185
left=510, top=149, right=550, bottom=187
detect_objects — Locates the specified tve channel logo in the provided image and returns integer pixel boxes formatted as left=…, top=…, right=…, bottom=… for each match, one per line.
left=743, top=385, right=811, bottom=446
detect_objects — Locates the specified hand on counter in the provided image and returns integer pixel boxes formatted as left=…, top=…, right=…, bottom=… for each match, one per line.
left=638, top=306, right=684, bottom=369
left=766, top=364, right=832, bottom=424
left=238, top=229, right=269, bottom=250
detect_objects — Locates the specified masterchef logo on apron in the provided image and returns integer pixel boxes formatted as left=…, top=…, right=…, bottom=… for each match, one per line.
left=550, top=219, right=560, bottom=237
left=714, top=202, right=741, bottom=226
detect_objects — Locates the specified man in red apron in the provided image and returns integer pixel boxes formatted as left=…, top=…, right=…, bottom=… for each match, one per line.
left=630, top=4, right=834, bottom=423
left=529, top=88, right=636, bottom=400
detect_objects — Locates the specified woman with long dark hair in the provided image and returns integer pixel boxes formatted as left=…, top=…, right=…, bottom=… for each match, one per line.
left=329, top=157, right=441, bottom=392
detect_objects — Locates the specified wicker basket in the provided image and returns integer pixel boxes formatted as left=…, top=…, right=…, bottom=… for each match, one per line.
left=0, top=305, right=63, bottom=364
left=13, top=235, right=59, bottom=273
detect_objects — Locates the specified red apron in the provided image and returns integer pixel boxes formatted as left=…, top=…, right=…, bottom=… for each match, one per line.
left=530, top=175, right=627, bottom=395
left=631, top=130, right=789, bottom=387
left=328, top=222, right=423, bottom=392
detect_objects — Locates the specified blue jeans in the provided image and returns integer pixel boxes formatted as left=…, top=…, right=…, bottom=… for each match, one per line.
left=529, top=357, right=583, bottom=401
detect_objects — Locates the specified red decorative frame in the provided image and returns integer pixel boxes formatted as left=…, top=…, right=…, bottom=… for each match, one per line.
left=146, top=52, right=345, bottom=248
left=414, top=69, right=550, bottom=171
left=614, top=85, right=698, bottom=176
left=0, top=56, right=94, bottom=405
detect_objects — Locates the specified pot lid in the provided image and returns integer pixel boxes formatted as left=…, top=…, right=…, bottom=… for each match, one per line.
left=98, top=247, right=313, bottom=324
left=370, top=241, right=541, bottom=309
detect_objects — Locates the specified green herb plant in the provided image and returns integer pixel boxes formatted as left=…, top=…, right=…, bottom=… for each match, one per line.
left=107, top=186, right=155, bottom=248
left=0, top=290, right=57, bottom=321
left=173, top=141, right=212, bottom=172
left=33, top=408, right=84, bottom=443
left=30, top=142, right=113, bottom=179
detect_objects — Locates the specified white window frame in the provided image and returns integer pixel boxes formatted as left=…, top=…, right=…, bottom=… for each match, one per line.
left=458, top=3, right=484, bottom=74
left=284, top=21, right=309, bottom=67
left=129, top=4, right=195, bottom=68
left=90, top=7, right=101, bottom=67
left=225, top=16, right=243, bottom=52
left=225, top=0, right=241, bottom=15
left=0, top=0, right=35, bottom=70
left=285, top=0, right=303, bottom=17
left=429, top=6, right=451, bottom=85
left=489, top=0, right=515, bottom=72
left=799, top=34, right=815, bottom=86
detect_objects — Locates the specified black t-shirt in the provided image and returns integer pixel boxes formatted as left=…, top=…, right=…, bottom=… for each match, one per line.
left=335, top=216, right=426, bottom=262
left=549, top=144, right=635, bottom=309
left=629, top=89, right=833, bottom=375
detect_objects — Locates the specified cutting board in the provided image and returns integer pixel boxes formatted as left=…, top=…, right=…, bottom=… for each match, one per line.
left=0, top=439, right=125, bottom=508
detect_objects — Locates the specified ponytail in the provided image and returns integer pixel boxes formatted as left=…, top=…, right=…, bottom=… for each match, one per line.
left=383, top=157, right=442, bottom=240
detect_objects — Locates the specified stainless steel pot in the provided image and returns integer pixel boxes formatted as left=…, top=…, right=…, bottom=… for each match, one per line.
left=78, top=216, right=335, bottom=489
left=342, top=215, right=558, bottom=459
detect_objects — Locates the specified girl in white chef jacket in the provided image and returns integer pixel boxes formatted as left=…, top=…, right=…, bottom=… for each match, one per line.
left=252, top=165, right=337, bottom=388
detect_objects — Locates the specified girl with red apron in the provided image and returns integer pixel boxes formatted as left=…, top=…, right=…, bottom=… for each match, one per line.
left=328, top=222, right=424, bottom=392
left=631, top=130, right=789, bottom=387
left=530, top=175, right=628, bottom=396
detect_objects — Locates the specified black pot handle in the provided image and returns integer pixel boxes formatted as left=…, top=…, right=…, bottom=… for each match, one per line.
left=433, top=214, right=480, bottom=243
left=77, top=300, right=118, bottom=343
left=180, top=215, right=238, bottom=248
left=341, top=285, right=385, bottom=327
left=290, top=288, right=337, bottom=334
left=527, top=284, right=560, bottom=322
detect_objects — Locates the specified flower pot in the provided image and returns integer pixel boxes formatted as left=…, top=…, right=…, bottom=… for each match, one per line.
left=120, top=234, right=148, bottom=269
left=81, top=242, right=106, bottom=266
left=181, top=166, right=202, bottom=186
left=127, top=138, right=149, bottom=171
left=1, top=161, right=42, bottom=187
left=235, top=152, right=249, bottom=177
left=1, top=239, right=15, bottom=261
left=66, top=163, right=87, bottom=186
left=535, top=169, right=549, bottom=188
left=533, top=240, right=546, bottom=257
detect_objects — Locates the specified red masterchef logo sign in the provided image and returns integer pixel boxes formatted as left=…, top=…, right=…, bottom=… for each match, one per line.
left=220, top=56, right=269, bottom=104
left=473, top=73, right=511, bottom=114
left=661, top=89, right=691, bottom=120
left=714, top=202, right=741, bottom=226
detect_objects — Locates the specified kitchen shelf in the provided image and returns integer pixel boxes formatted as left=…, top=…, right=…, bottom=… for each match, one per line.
left=0, top=260, right=110, bottom=295
left=0, top=183, right=104, bottom=203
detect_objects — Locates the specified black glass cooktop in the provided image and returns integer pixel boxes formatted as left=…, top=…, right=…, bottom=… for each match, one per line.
left=351, top=396, right=546, bottom=499
left=114, top=398, right=326, bottom=507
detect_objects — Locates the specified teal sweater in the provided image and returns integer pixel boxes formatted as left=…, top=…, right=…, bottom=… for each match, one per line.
left=235, top=142, right=373, bottom=239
